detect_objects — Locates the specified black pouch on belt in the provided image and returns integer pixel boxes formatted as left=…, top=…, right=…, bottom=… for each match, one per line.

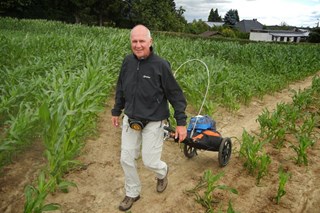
left=128, top=118, right=149, bottom=131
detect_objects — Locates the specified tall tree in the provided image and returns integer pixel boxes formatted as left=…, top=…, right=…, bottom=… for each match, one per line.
left=224, top=9, right=239, bottom=26
left=130, top=0, right=187, bottom=32
left=92, top=0, right=126, bottom=27
left=67, top=0, right=96, bottom=24
left=208, top=8, right=222, bottom=22
left=208, top=8, right=214, bottom=21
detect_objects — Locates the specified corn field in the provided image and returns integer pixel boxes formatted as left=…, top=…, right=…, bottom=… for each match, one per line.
left=0, top=17, right=319, bottom=212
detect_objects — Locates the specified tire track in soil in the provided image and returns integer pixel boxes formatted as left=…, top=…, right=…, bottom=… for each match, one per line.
left=1, top=72, right=319, bottom=213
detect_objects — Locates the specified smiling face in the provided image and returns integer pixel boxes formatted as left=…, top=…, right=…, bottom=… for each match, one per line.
left=130, top=25, right=152, bottom=59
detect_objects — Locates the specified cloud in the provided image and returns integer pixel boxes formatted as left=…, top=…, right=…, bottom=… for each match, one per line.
left=175, top=0, right=320, bottom=27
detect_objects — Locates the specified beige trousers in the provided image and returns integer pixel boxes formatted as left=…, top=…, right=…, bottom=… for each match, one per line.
left=120, top=115, right=168, bottom=197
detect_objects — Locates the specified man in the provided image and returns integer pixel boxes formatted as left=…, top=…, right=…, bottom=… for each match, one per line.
left=111, top=24, right=187, bottom=211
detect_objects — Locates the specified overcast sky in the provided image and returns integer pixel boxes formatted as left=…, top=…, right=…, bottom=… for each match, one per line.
left=175, top=0, right=320, bottom=27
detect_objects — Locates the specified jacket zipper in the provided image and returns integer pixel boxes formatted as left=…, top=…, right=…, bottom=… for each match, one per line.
left=132, top=60, right=141, bottom=117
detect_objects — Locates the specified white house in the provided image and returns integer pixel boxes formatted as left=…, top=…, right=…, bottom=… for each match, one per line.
left=249, top=29, right=309, bottom=43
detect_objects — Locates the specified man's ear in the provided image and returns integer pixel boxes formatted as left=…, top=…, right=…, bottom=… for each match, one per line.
left=150, top=38, right=153, bottom=47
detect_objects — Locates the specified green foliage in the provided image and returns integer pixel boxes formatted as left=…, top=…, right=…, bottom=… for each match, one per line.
left=187, top=19, right=211, bottom=34
left=187, top=170, right=238, bottom=213
left=130, top=0, right=187, bottom=32
left=239, top=130, right=259, bottom=174
left=239, top=130, right=271, bottom=184
left=256, top=153, right=271, bottom=185
left=307, top=27, right=320, bottom=43
left=290, top=134, right=314, bottom=166
left=0, top=103, right=38, bottom=167
left=256, top=104, right=288, bottom=149
left=234, top=30, right=249, bottom=39
left=24, top=172, right=60, bottom=213
left=224, top=9, right=239, bottom=26
left=0, top=18, right=127, bottom=212
left=257, top=78, right=319, bottom=166
left=221, top=28, right=236, bottom=38
left=275, top=167, right=291, bottom=204
left=0, top=0, right=188, bottom=31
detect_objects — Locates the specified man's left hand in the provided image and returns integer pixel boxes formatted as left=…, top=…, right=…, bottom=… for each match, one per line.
left=175, top=126, right=187, bottom=143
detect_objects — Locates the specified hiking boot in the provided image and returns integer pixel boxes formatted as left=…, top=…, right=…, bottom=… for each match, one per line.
left=157, top=166, right=169, bottom=193
left=119, top=195, right=140, bottom=211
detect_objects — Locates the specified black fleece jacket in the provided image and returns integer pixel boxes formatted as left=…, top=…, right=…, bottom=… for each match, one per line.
left=111, top=51, right=187, bottom=126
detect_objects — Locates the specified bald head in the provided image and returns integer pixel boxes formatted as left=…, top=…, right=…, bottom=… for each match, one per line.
left=130, top=25, right=153, bottom=59
left=130, top=25, right=151, bottom=39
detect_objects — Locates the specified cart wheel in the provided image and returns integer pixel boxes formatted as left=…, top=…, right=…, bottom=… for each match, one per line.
left=218, top=137, right=232, bottom=167
left=183, top=144, right=197, bottom=158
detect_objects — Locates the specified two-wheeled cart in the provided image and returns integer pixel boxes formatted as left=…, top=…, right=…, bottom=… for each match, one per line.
left=164, top=115, right=232, bottom=167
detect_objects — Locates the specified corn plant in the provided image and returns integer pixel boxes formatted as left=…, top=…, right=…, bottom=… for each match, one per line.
left=256, top=153, right=271, bottom=185
left=292, top=89, right=313, bottom=111
left=24, top=172, right=60, bottom=213
left=239, top=130, right=271, bottom=184
left=298, top=114, right=317, bottom=140
left=187, top=170, right=238, bottom=213
left=290, top=134, right=314, bottom=166
left=239, top=130, right=263, bottom=174
left=256, top=106, right=287, bottom=149
left=275, top=167, right=291, bottom=204
left=0, top=103, right=38, bottom=167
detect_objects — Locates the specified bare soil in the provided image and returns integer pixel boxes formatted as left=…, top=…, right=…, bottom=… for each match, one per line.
left=1, top=73, right=319, bottom=213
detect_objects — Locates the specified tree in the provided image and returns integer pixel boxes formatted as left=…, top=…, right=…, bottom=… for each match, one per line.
left=208, top=8, right=214, bottom=21
left=208, top=8, right=222, bottom=22
left=0, top=0, right=188, bottom=31
left=0, top=0, right=33, bottom=18
left=130, top=0, right=187, bottom=32
left=307, top=28, right=320, bottom=43
left=67, top=0, right=96, bottom=24
left=0, top=0, right=33, bottom=11
left=92, top=0, right=126, bottom=27
left=187, top=19, right=210, bottom=34
left=224, top=9, right=239, bottom=26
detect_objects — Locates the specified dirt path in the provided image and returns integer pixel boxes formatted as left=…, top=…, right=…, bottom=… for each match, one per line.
left=1, top=73, right=319, bottom=213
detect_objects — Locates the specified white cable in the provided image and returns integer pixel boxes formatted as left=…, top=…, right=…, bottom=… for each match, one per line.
left=174, top=59, right=211, bottom=137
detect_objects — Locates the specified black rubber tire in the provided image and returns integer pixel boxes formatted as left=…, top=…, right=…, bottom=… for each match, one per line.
left=218, top=137, right=232, bottom=167
left=183, top=144, right=197, bottom=158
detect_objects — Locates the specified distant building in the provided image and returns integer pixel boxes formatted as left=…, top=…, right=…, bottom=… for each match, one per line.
left=249, top=29, right=309, bottom=43
left=235, top=19, right=263, bottom=33
left=205, top=21, right=225, bottom=27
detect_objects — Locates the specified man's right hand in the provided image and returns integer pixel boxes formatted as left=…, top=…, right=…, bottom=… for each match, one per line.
left=111, top=116, right=120, bottom=127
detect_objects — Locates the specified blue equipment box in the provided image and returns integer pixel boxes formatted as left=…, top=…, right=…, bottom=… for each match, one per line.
left=187, top=115, right=216, bottom=133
